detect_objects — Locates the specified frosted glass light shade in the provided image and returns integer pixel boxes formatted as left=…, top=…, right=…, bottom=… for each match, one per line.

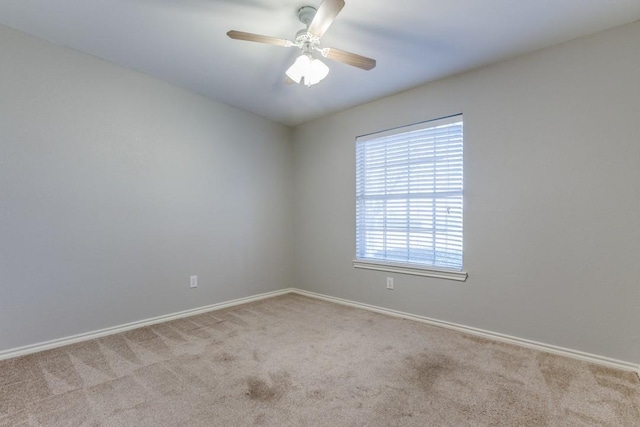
left=286, top=54, right=330, bottom=87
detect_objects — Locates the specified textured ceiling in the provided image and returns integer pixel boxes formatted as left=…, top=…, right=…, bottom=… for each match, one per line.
left=1, top=0, right=639, bottom=126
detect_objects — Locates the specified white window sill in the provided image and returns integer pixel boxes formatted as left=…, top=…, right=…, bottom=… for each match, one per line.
left=353, top=259, right=468, bottom=282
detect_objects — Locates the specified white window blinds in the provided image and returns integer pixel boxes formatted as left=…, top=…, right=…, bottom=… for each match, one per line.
left=355, top=115, right=463, bottom=271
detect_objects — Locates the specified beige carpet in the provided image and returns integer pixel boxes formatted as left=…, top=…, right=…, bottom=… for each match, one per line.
left=0, top=294, right=638, bottom=426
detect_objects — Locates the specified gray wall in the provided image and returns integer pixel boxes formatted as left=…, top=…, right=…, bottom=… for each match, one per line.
left=0, top=25, right=292, bottom=352
left=292, top=21, right=640, bottom=363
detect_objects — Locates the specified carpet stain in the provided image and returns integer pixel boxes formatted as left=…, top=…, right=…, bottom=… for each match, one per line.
left=245, top=372, right=291, bottom=402
left=406, top=353, right=453, bottom=392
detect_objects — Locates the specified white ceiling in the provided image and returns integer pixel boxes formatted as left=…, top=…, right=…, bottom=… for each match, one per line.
left=1, top=1, right=639, bottom=126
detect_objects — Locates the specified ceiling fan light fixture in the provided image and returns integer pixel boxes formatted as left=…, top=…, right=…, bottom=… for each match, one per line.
left=286, top=54, right=329, bottom=87
left=228, top=0, right=375, bottom=87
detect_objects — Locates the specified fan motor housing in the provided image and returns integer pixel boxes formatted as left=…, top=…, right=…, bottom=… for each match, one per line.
left=297, top=6, right=317, bottom=26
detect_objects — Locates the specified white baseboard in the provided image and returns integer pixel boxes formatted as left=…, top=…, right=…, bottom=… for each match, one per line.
left=2, top=287, right=638, bottom=376
left=0, top=288, right=293, bottom=361
left=291, top=289, right=640, bottom=374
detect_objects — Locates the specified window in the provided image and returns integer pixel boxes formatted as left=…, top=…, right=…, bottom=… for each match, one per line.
left=354, top=115, right=466, bottom=281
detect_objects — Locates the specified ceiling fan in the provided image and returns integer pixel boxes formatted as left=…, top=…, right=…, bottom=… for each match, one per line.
left=227, top=0, right=376, bottom=87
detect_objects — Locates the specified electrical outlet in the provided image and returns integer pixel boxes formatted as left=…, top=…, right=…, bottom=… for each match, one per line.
left=386, top=277, right=394, bottom=290
left=190, top=275, right=198, bottom=288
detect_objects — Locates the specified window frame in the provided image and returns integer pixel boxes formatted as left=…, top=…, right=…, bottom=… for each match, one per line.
left=353, top=114, right=467, bottom=282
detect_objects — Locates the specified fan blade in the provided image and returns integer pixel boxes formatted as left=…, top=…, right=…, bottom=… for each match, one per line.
left=324, top=48, right=376, bottom=70
left=308, top=0, right=345, bottom=38
left=227, top=30, right=291, bottom=47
